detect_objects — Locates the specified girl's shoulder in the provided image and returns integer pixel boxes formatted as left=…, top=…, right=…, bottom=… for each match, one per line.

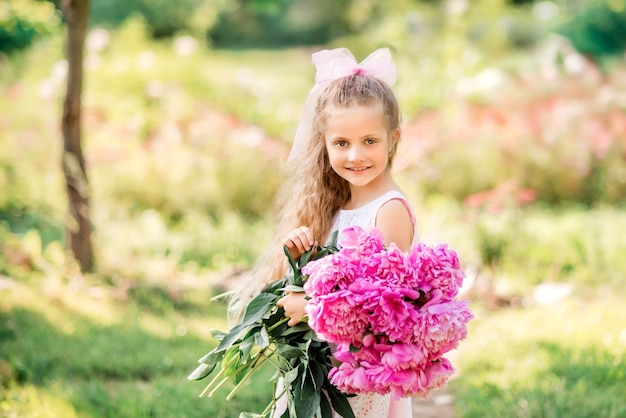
left=375, top=191, right=417, bottom=248
left=332, top=189, right=418, bottom=246
left=375, top=190, right=416, bottom=227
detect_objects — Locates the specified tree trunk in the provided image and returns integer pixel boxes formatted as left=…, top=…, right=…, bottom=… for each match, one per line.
left=61, top=0, right=93, bottom=271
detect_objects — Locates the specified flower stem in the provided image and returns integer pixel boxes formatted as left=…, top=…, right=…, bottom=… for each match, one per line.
left=225, top=353, right=269, bottom=401
left=267, top=316, right=290, bottom=333
left=198, top=355, right=234, bottom=398
left=199, top=356, right=237, bottom=398
left=259, top=348, right=281, bottom=369
left=260, top=385, right=288, bottom=417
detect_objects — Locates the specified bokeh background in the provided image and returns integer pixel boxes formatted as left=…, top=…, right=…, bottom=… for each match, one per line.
left=1, top=0, right=625, bottom=417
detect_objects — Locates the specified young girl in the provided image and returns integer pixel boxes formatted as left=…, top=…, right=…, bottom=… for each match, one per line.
left=233, top=48, right=416, bottom=418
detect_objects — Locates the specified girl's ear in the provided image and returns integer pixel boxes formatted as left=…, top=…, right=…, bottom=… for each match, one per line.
left=391, top=128, right=400, bottom=145
left=387, top=129, right=401, bottom=162
left=389, top=128, right=400, bottom=151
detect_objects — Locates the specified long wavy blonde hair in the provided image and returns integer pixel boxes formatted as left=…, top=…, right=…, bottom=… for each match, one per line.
left=229, top=73, right=401, bottom=320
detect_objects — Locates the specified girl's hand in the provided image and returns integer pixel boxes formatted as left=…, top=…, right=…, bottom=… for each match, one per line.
left=283, top=226, right=316, bottom=260
left=277, top=291, right=308, bottom=326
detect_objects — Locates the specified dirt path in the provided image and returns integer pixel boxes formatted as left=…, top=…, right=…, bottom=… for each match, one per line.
left=411, top=388, right=456, bottom=418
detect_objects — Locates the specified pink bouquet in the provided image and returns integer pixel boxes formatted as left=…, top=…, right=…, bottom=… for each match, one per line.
left=303, top=226, right=473, bottom=400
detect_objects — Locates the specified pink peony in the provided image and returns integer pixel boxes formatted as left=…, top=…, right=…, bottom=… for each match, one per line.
left=339, top=226, right=385, bottom=257
left=303, top=253, right=358, bottom=297
left=408, top=243, right=465, bottom=302
left=306, top=289, right=369, bottom=344
left=380, top=342, right=428, bottom=371
left=329, top=362, right=376, bottom=394
left=366, top=287, right=422, bottom=342
left=303, top=226, right=472, bottom=399
left=414, top=300, right=473, bottom=358
left=374, top=243, right=416, bottom=288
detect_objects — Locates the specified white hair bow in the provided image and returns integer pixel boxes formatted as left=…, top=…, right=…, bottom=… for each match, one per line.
left=312, top=48, right=397, bottom=86
left=288, top=48, right=397, bottom=161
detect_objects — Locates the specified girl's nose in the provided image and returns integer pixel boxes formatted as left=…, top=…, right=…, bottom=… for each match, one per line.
left=348, top=146, right=364, bottom=162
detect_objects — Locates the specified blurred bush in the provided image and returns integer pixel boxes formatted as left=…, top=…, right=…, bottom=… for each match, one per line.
left=397, top=39, right=626, bottom=206
left=208, top=0, right=357, bottom=46
left=88, top=0, right=225, bottom=38
left=556, top=0, right=626, bottom=64
left=0, top=0, right=60, bottom=54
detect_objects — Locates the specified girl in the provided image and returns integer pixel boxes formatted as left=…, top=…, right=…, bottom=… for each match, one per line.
left=233, top=48, right=416, bottom=418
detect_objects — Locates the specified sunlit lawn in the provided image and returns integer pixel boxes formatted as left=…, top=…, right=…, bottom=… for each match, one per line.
left=0, top=279, right=274, bottom=417
left=2, top=274, right=625, bottom=417
left=452, top=297, right=626, bottom=418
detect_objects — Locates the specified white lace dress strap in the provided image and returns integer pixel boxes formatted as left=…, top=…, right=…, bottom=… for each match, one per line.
left=331, top=190, right=417, bottom=244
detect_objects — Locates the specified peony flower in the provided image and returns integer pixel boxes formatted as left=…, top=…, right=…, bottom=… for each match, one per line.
left=366, top=287, right=422, bottom=342
left=408, top=243, right=465, bottom=302
left=303, top=225, right=473, bottom=399
left=414, top=300, right=473, bottom=358
left=306, top=289, right=369, bottom=344
left=329, top=362, right=376, bottom=394
left=303, top=253, right=357, bottom=297
left=374, top=243, right=416, bottom=288
left=339, top=225, right=385, bottom=257
left=380, top=342, right=428, bottom=371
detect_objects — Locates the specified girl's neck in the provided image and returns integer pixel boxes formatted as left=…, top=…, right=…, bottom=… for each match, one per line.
left=343, top=174, right=398, bottom=210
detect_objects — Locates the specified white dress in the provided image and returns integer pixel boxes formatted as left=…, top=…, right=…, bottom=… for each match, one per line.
left=330, top=190, right=416, bottom=418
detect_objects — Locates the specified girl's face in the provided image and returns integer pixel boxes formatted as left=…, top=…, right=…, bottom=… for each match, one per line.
left=324, top=103, right=397, bottom=191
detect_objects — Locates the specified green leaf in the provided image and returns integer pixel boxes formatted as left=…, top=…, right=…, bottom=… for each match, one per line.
left=239, top=335, right=256, bottom=361
left=301, top=329, right=319, bottom=340
left=282, top=284, right=305, bottom=293
left=276, top=345, right=305, bottom=359
left=307, top=361, right=325, bottom=392
left=255, top=326, right=270, bottom=349
left=282, top=366, right=300, bottom=387
left=278, top=322, right=310, bottom=336
left=197, top=349, right=225, bottom=368
left=266, top=317, right=290, bottom=338
left=319, top=391, right=333, bottom=418
left=294, top=371, right=320, bottom=418
left=327, top=230, right=339, bottom=248
left=235, top=365, right=249, bottom=385
left=222, top=349, right=242, bottom=377
left=283, top=245, right=299, bottom=275
left=299, top=246, right=314, bottom=267
left=210, top=329, right=228, bottom=341
left=186, top=363, right=215, bottom=381
left=263, top=277, right=287, bottom=294
left=242, top=293, right=278, bottom=325
left=327, top=385, right=355, bottom=418
left=215, top=322, right=254, bottom=352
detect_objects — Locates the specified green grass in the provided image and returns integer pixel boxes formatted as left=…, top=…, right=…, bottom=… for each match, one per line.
left=0, top=280, right=275, bottom=417
left=3, top=278, right=625, bottom=418
left=452, top=298, right=626, bottom=417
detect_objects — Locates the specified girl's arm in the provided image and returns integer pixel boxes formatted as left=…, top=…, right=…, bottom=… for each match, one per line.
left=376, top=198, right=414, bottom=252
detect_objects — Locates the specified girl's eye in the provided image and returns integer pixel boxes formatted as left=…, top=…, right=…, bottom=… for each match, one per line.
left=365, top=138, right=377, bottom=145
left=335, top=140, right=348, bottom=147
